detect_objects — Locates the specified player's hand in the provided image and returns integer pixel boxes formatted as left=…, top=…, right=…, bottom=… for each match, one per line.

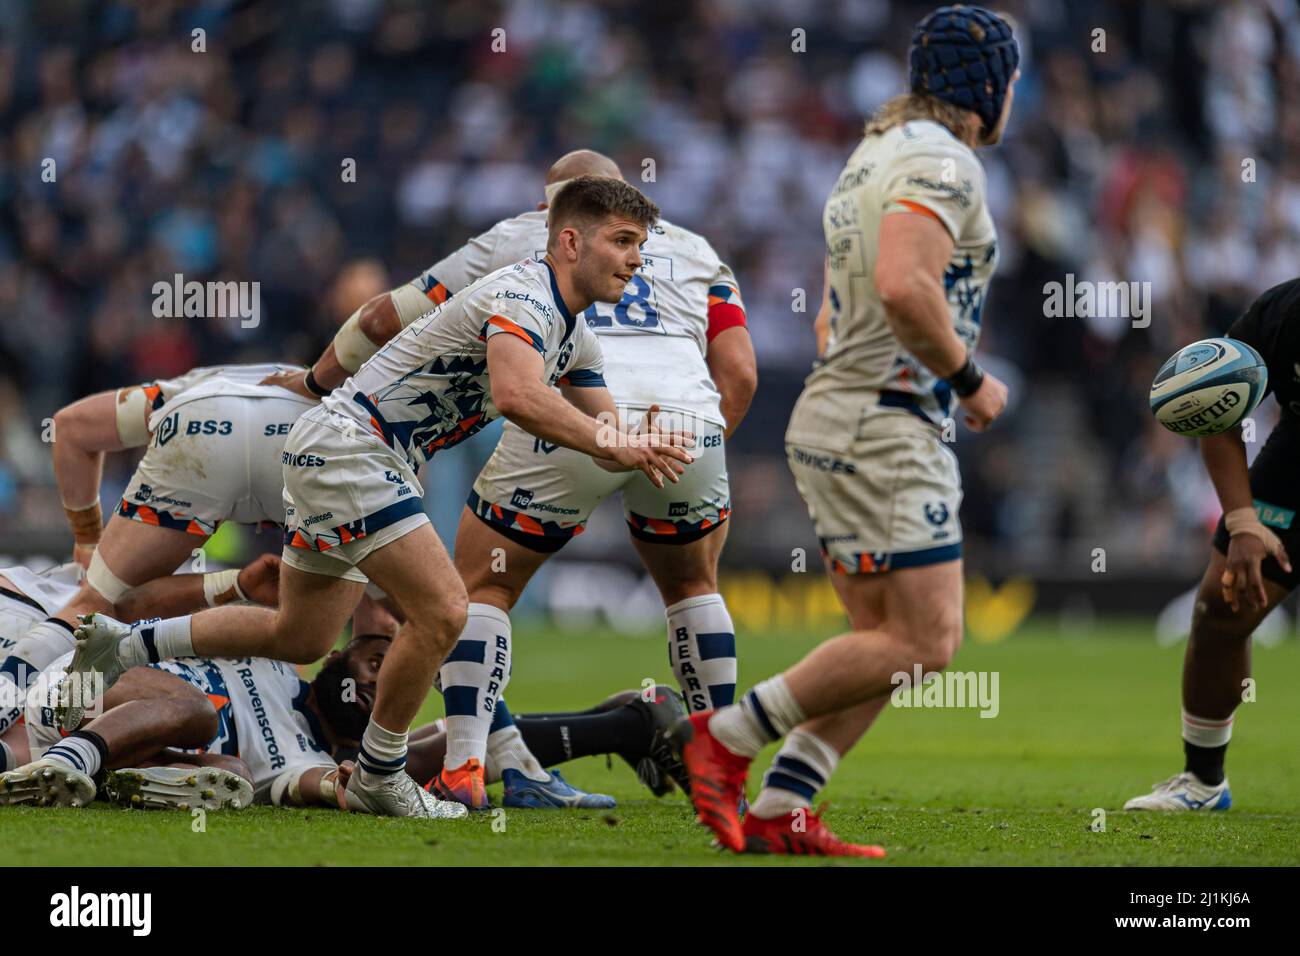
left=1221, top=533, right=1290, bottom=613
left=237, top=553, right=282, bottom=606
left=958, top=371, right=1008, bottom=432
left=72, top=542, right=96, bottom=571
left=259, top=369, right=318, bottom=402
left=333, top=761, right=355, bottom=810
left=609, top=405, right=695, bottom=487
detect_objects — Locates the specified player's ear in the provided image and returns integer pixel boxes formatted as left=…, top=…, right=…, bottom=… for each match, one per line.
left=560, top=225, right=582, bottom=262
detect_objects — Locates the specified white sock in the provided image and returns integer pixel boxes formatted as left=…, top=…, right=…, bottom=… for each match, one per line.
left=485, top=725, right=549, bottom=784
left=750, top=728, right=840, bottom=819
left=438, top=603, right=511, bottom=770
left=43, top=732, right=105, bottom=777
left=1182, top=710, right=1233, bottom=748
left=118, top=616, right=194, bottom=668
left=666, top=593, right=737, bottom=713
left=357, top=719, right=408, bottom=785
left=708, top=674, right=806, bottom=758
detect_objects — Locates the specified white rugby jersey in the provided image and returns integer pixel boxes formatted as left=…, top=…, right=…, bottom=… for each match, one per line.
left=139, top=363, right=305, bottom=428
left=152, top=655, right=336, bottom=804
left=408, top=209, right=743, bottom=426
left=0, top=563, right=83, bottom=652
left=321, top=257, right=606, bottom=468
left=146, top=363, right=312, bottom=433
left=790, top=120, right=997, bottom=437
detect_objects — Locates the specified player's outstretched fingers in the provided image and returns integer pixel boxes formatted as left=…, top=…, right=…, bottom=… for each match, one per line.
left=1276, top=541, right=1293, bottom=575
left=1220, top=567, right=1239, bottom=613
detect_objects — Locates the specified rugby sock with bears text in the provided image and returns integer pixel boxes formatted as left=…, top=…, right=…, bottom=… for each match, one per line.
left=438, top=603, right=511, bottom=770
left=666, top=593, right=737, bottom=713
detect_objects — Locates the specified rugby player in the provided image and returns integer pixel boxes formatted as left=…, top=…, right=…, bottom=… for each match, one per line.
left=2, top=631, right=686, bottom=812
left=0, top=554, right=281, bottom=740
left=670, top=4, right=1018, bottom=855
left=7, top=364, right=312, bottom=726
left=64, top=177, right=695, bottom=819
left=265, top=148, right=754, bottom=808
left=1126, top=280, right=1300, bottom=811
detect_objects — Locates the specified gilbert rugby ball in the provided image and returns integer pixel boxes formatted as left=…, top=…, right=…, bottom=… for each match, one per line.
left=1149, top=337, right=1268, bottom=437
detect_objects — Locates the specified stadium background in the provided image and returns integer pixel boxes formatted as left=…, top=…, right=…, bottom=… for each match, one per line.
left=2, top=0, right=1299, bottom=638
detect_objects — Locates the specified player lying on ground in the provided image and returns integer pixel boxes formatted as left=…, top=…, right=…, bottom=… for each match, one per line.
left=0, top=554, right=280, bottom=739
left=4, top=364, right=311, bottom=722
left=263, top=148, right=756, bottom=808
left=62, top=176, right=695, bottom=819
left=1126, top=281, right=1300, bottom=812
left=669, top=4, right=1018, bottom=856
left=1, top=631, right=687, bottom=812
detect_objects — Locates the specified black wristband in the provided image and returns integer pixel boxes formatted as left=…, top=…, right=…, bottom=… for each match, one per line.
left=304, top=368, right=330, bottom=397
left=945, top=357, right=985, bottom=398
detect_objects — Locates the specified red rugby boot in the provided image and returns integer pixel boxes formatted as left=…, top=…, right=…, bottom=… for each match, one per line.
left=741, top=806, right=886, bottom=858
left=667, top=713, right=751, bottom=851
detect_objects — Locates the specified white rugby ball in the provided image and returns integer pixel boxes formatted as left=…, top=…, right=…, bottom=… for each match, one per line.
left=1149, top=337, right=1268, bottom=437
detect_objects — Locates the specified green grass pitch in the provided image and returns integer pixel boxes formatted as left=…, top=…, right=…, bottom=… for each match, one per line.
left=3, top=620, right=1298, bottom=866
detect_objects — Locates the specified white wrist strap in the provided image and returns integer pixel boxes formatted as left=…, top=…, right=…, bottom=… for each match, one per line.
left=1224, top=507, right=1284, bottom=557
left=203, top=569, right=247, bottom=607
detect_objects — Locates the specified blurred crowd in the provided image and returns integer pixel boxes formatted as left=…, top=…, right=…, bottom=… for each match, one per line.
left=1, top=0, right=1297, bottom=579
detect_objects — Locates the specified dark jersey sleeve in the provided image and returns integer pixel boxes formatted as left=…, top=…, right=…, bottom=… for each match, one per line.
left=1227, top=278, right=1300, bottom=415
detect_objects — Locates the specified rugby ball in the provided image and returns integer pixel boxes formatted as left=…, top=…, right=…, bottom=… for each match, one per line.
left=1149, top=337, right=1268, bottom=437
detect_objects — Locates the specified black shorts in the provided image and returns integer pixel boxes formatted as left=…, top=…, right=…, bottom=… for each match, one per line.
left=1211, top=414, right=1300, bottom=591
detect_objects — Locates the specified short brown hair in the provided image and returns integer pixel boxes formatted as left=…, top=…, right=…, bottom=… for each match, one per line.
left=547, top=175, right=659, bottom=248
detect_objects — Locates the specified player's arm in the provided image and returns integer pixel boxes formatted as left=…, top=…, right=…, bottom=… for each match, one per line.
left=51, top=390, right=145, bottom=567
left=706, top=327, right=756, bottom=439
left=813, top=257, right=832, bottom=357
left=557, top=382, right=681, bottom=476
left=264, top=234, right=499, bottom=398
left=703, top=266, right=756, bottom=438
left=487, top=334, right=693, bottom=488
left=875, top=212, right=1006, bottom=430
left=1201, top=426, right=1292, bottom=612
left=114, top=554, right=283, bottom=621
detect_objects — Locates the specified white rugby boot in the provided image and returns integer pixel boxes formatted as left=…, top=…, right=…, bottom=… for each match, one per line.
left=1124, top=771, right=1232, bottom=811
left=57, top=613, right=133, bottom=731
left=344, top=769, right=468, bottom=819
left=0, top=758, right=97, bottom=807
left=106, top=766, right=254, bottom=811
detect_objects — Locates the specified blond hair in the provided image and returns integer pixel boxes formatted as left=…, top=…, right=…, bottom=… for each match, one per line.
left=864, top=92, right=973, bottom=142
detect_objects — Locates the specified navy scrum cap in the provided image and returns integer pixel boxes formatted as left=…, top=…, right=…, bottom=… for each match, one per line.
left=909, top=5, right=1019, bottom=133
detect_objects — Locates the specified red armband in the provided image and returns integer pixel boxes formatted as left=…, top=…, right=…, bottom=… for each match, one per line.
left=707, top=285, right=747, bottom=342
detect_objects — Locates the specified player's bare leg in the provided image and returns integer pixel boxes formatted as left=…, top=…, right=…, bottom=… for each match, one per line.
left=632, top=523, right=739, bottom=716
left=1126, top=550, right=1286, bottom=811
left=339, top=523, right=468, bottom=818
left=58, top=560, right=361, bottom=731
left=428, top=509, right=614, bottom=809
left=671, top=559, right=961, bottom=852
left=4, top=518, right=208, bottom=730
left=1, top=664, right=226, bottom=807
